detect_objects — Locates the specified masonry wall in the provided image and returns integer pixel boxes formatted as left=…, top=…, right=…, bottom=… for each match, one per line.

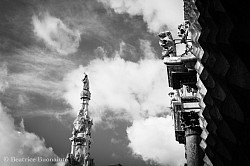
left=191, top=0, right=250, bottom=165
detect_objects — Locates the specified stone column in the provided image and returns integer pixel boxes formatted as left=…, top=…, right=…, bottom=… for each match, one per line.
left=185, top=128, right=200, bottom=166
left=182, top=111, right=201, bottom=166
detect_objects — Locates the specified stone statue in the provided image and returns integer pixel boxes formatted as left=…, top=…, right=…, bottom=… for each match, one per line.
left=158, top=31, right=176, bottom=58
left=81, top=73, right=91, bottom=100
left=82, top=73, right=89, bottom=90
left=177, top=20, right=190, bottom=44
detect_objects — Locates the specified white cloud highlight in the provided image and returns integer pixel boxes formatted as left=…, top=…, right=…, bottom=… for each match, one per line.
left=0, top=103, right=59, bottom=166
left=127, top=116, right=186, bottom=166
left=98, top=0, right=184, bottom=33
left=32, top=12, right=81, bottom=55
left=62, top=41, right=184, bottom=165
left=63, top=55, right=172, bottom=121
left=0, top=68, right=63, bottom=166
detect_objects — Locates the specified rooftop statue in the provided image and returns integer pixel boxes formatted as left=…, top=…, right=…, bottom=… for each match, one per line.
left=177, top=20, right=191, bottom=44
left=158, top=20, right=194, bottom=60
left=81, top=73, right=91, bottom=100
left=82, top=73, right=89, bottom=90
left=158, top=31, right=176, bottom=59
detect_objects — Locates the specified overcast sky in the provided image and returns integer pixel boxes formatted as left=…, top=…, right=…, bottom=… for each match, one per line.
left=0, top=0, right=186, bottom=166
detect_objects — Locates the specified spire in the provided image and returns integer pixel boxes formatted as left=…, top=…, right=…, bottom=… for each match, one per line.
left=65, top=74, right=95, bottom=166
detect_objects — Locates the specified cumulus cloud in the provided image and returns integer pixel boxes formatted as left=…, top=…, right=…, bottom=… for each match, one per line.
left=62, top=43, right=172, bottom=122
left=127, top=116, right=186, bottom=166
left=0, top=65, right=64, bottom=166
left=0, top=103, right=62, bottom=166
left=32, top=12, right=81, bottom=55
left=62, top=40, right=184, bottom=165
left=98, top=0, right=184, bottom=33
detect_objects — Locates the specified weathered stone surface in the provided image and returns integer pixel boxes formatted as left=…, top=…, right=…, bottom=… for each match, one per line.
left=209, top=106, right=223, bottom=123
left=211, top=83, right=226, bottom=102
left=220, top=94, right=244, bottom=123
left=201, top=128, right=209, bottom=140
left=202, top=106, right=211, bottom=119
left=215, top=137, right=232, bottom=161
left=212, top=52, right=230, bottom=77
left=203, top=154, right=213, bottom=166
left=227, top=56, right=250, bottom=89
left=216, top=15, right=233, bottom=44
left=189, top=0, right=250, bottom=165
left=213, top=153, right=225, bottom=166
left=200, top=69, right=216, bottom=89
left=206, top=133, right=216, bottom=148
left=204, top=51, right=216, bottom=69
left=217, top=120, right=236, bottom=144
left=201, top=50, right=209, bottom=64
left=203, top=92, right=214, bottom=106
left=204, top=145, right=214, bottom=160
left=186, top=128, right=201, bottom=166
left=206, top=119, right=217, bottom=135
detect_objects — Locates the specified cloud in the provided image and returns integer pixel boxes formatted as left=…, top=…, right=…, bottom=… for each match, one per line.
left=111, top=137, right=122, bottom=144
left=56, top=161, right=66, bottom=166
left=62, top=42, right=173, bottom=122
left=139, top=39, right=157, bottom=59
left=127, top=116, right=186, bottom=166
left=62, top=40, right=185, bottom=164
left=0, top=63, right=9, bottom=92
left=32, top=12, right=81, bottom=55
left=0, top=76, right=61, bottom=166
left=0, top=103, right=62, bottom=166
left=94, top=46, right=108, bottom=58
left=98, top=0, right=184, bottom=33
left=6, top=47, right=74, bottom=101
left=118, top=41, right=138, bottom=61
left=0, top=54, right=66, bottom=166
left=0, top=46, right=77, bottom=123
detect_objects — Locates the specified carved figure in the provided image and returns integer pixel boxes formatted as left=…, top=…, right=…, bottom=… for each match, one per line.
left=82, top=74, right=89, bottom=90
left=158, top=31, right=176, bottom=58
left=177, top=20, right=190, bottom=43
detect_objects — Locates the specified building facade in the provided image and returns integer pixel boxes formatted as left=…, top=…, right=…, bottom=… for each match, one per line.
left=160, top=0, right=250, bottom=165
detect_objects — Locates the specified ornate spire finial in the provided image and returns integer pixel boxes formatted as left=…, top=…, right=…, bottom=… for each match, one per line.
left=65, top=74, right=95, bottom=166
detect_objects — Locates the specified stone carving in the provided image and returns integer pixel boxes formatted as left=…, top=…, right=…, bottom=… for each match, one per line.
left=65, top=73, right=94, bottom=166
left=177, top=20, right=191, bottom=43
left=158, top=31, right=176, bottom=59
left=82, top=73, right=89, bottom=90
left=81, top=74, right=91, bottom=100
left=158, top=21, right=193, bottom=60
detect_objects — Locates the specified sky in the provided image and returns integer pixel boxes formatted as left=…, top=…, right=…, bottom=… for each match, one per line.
left=0, top=0, right=186, bottom=166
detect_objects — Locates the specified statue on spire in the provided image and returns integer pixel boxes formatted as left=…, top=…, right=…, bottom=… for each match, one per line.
left=81, top=73, right=91, bottom=100
left=82, top=73, right=89, bottom=90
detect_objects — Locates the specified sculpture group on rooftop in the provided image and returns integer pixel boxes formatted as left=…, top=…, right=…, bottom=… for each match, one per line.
left=158, top=20, right=201, bottom=146
left=158, top=20, right=193, bottom=59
